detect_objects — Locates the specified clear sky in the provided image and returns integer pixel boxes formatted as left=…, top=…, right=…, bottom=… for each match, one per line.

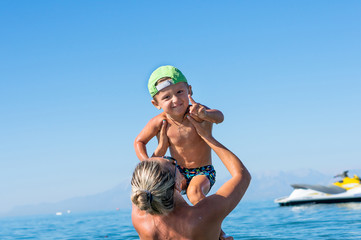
left=1, top=1, right=360, bottom=213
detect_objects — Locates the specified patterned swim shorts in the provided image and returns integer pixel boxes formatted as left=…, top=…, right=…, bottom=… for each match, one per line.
left=177, top=165, right=216, bottom=193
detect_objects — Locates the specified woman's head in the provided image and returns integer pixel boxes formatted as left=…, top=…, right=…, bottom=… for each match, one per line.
left=131, top=158, right=176, bottom=215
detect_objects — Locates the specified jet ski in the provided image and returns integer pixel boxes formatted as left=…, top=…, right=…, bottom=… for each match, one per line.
left=275, top=171, right=361, bottom=206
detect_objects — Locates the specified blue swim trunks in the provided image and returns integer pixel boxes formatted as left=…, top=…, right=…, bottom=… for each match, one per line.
left=177, top=165, right=216, bottom=194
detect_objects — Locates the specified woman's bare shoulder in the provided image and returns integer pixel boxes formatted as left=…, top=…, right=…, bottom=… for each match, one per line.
left=131, top=206, right=157, bottom=239
left=174, top=203, right=223, bottom=238
left=191, top=195, right=227, bottom=225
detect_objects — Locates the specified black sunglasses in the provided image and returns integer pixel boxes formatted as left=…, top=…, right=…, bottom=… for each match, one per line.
left=163, top=156, right=177, bottom=178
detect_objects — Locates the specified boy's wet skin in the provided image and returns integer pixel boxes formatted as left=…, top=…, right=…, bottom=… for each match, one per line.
left=134, top=65, right=228, bottom=239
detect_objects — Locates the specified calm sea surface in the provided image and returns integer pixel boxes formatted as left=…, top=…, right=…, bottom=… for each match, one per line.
left=1, top=201, right=361, bottom=239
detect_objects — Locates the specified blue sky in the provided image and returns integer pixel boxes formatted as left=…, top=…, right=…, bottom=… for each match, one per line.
left=1, top=1, right=360, bottom=213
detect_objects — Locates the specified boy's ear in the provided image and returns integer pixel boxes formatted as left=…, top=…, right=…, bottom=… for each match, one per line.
left=188, top=85, right=193, bottom=96
left=151, top=99, right=161, bottom=110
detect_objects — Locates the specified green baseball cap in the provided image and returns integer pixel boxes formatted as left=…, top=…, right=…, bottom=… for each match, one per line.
left=148, top=65, right=188, bottom=97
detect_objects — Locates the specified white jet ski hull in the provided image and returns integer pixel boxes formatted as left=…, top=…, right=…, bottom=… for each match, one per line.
left=275, top=187, right=361, bottom=206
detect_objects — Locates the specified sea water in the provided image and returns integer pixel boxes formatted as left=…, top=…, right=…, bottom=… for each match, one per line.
left=1, top=201, right=361, bottom=239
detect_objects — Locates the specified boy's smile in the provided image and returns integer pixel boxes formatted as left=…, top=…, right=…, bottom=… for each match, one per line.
left=152, top=82, right=191, bottom=120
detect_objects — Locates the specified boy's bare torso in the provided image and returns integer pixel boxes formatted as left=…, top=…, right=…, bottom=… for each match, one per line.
left=157, top=112, right=212, bottom=168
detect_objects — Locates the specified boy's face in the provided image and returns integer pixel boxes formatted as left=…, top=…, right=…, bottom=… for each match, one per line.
left=152, top=82, right=191, bottom=117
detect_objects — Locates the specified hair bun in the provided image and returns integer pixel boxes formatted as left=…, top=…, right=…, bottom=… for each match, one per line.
left=133, top=190, right=152, bottom=211
left=145, top=190, right=153, bottom=203
left=131, top=160, right=175, bottom=215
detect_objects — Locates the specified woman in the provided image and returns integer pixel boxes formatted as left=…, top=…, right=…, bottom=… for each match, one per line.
left=131, top=115, right=251, bottom=240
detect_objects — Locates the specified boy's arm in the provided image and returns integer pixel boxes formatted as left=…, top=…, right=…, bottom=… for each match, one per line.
left=203, top=108, right=224, bottom=124
left=188, top=94, right=224, bottom=124
left=134, top=116, right=168, bottom=161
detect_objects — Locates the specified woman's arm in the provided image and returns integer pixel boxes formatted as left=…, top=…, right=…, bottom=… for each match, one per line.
left=152, top=120, right=169, bottom=157
left=134, top=116, right=168, bottom=161
left=187, top=114, right=251, bottom=218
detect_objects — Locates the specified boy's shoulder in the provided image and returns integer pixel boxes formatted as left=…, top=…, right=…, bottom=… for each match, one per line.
left=151, top=112, right=167, bottom=120
left=148, top=112, right=167, bottom=126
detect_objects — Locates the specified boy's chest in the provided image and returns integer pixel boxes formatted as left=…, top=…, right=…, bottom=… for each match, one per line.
left=166, top=122, right=199, bottom=145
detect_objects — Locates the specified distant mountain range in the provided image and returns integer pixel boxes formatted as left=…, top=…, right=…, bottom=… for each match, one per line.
left=3, top=169, right=360, bottom=217
left=243, top=168, right=333, bottom=201
left=3, top=178, right=132, bottom=217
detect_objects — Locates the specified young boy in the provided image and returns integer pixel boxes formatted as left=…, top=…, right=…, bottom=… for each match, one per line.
left=134, top=65, right=224, bottom=205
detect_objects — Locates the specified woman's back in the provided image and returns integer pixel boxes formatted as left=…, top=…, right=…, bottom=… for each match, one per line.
left=132, top=199, right=222, bottom=240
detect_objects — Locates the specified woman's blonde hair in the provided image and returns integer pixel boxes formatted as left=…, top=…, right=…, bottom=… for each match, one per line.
left=131, top=160, right=175, bottom=215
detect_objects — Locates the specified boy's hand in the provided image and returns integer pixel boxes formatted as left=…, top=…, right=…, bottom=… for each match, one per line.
left=188, top=94, right=207, bottom=121
left=153, top=120, right=169, bottom=157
